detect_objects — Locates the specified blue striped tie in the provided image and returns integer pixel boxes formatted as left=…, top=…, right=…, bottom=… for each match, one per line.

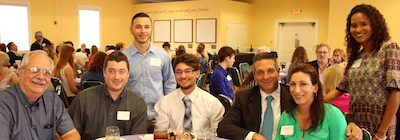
left=261, top=96, right=274, bottom=140
left=183, top=97, right=192, bottom=132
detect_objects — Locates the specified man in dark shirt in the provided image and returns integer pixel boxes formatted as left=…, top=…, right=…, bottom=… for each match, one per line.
left=0, top=50, right=80, bottom=140
left=68, top=52, right=147, bottom=140
left=6, top=42, right=23, bottom=66
left=30, top=31, right=51, bottom=51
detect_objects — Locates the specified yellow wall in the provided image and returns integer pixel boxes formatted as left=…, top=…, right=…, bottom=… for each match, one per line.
left=328, top=0, right=400, bottom=51
left=250, top=0, right=329, bottom=50
left=220, top=0, right=253, bottom=51
left=132, top=0, right=221, bottom=54
left=8, top=0, right=134, bottom=51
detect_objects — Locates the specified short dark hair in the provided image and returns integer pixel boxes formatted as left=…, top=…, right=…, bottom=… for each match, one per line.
left=6, top=42, right=14, bottom=50
left=217, top=46, right=236, bottom=62
left=173, top=53, right=200, bottom=71
left=63, top=41, right=74, bottom=47
left=103, top=52, right=129, bottom=70
left=115, top=42, right=125, bottom=51
left=108, top=45, right=115, bottom=50
left=131, top=12, right=151, bottom=28
left=162, top=42, right=170, bottom=49
left=253, top=52, right=278, bottom=71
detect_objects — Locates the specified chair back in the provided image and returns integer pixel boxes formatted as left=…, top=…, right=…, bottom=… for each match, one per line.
left=82, top=81, right=104, bottom=90
left=218, top=94, right=233, bottom=115
left=229, top=67, right=242, bottom=87
left=197, top=73, right=206, bottom=89
left=239, top=62, right=250, bottom=82
left=362, top=128, right=372, bottom=140
left=51, top=77, right=69, bottom=108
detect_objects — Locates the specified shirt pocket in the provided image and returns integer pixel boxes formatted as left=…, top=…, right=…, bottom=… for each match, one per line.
left=42, top=127, right=55, bottom=140
left=149, top=66, right=162, bottom=81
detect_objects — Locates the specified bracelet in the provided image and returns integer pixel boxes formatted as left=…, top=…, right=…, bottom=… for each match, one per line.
left=375, top=134, right=387, bottom=140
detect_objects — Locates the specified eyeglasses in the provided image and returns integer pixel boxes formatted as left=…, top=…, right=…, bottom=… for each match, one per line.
left=23, top=66, right=53, bottom=77
left=317, top=51, right=329, bottom=55
left=175, top=69, right=196, bottom=75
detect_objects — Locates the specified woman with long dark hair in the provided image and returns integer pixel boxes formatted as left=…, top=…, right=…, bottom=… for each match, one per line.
left=324, top=4, right=399, bottom=140
left=276, top=64, right=346, bottom=139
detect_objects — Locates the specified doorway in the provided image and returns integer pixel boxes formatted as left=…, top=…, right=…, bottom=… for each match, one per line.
left=227, top=22, right=247, bottom=53
left=274, top=19, right=319, bottom=64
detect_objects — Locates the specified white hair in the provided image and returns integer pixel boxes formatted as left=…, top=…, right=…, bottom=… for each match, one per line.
left=20, top=50, right=54, bottom=71
left=256, top=46, right=271, bottom=55
left=74, top=52, right=88, bottom=63
left=35, top=31, right=43, bottom=37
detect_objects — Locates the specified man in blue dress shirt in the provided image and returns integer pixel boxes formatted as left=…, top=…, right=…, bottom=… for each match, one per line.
left=210, top=46, right=236, bottom=99
left=122, top=12, right=176, bottom=121
left=0, top=50, right=80, bottom=140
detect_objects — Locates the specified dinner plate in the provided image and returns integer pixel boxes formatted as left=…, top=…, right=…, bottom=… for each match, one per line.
left=95, top=137, right=127, bottom=140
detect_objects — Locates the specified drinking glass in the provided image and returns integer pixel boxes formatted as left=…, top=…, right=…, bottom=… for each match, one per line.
left=105, top=126, right=120, bottom=140
left=153, top=128, right=168, bottom=140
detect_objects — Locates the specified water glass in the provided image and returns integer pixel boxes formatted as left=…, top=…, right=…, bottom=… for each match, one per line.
left=105, top=126, right=120, bottom=140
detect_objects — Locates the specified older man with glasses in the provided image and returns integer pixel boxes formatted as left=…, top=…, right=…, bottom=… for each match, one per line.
left=0, top=50, right=80, bottom=140
left=308, top=43, right=332, bottom=84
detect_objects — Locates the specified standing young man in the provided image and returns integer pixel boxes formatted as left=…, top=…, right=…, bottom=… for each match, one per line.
left=122, top=13, right=176, bottom=121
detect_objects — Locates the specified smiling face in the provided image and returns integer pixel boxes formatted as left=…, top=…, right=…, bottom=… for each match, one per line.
left=175, top=62, right=200, bottom=93
left=18, top=53, right=52, bottom=101
left=332, top=52, right=343, bottom=62
left=289, top=72, right=319, bottom=107
left=350, top=12, right=373, bottom=48
left=130, top=17, right=153, bottom=45
left=316, top=46, right=330, bottom=63
left=253, top=59, right=279, bottom=94
left=103, top=61, right=130, bottom=94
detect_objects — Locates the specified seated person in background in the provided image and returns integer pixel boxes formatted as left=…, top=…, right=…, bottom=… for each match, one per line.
left=74, top=52, right=88, bottom=78
left=0, top=51, right=19, bottom=90
left=323, top=64, right=349, bottom=113
left=105, top=45, right=116, bottom=55
left=54, top=44, right=79, bottom=103
left=0, top=50, right=80, bottom=139
left=155, top=53, right=224, bottom=135
left=171, top=49, right=186, bottom=67
left=43, top=44, right=58, bottom=64
left=197, top=43, right=207, bottom=74
left=115, top=42, right=126, bottom=52
left=81, top=52, right=107, bottom=84
left=163, top=42, right=174, bottom=61
left=209, top=46, right=236, bottom=99
left=7, top=42, right=23, bottom=66
left=87, top=45, right=98, bottom=68
left=0, top=43, right=6, bottom=53
left=276, top=64, right=347, bottom=140
left=286, top=46, right=309, bottom=84
left=218, top=52, right=290, bottom=140
left=329, top=48, right=348, bottom=66
left=243, top=46, right=270, bottom=80
left=68, top=52, right=147, bottom=139
left=30, top=31, right=51, bottom=51
left=76, top=43, right=90, bottom=57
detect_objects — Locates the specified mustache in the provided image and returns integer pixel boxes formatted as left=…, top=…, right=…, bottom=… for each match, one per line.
left=31, top=78, right=47, bottom=85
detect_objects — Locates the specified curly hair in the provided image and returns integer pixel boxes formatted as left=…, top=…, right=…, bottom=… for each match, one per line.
left=288, top=63, right=325, bottom=132
left=345, top=4, right=390, bottom=72
left=291, top=46, right=309, bottom=66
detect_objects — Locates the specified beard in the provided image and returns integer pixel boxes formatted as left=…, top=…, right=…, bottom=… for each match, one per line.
left=317, top=56, right=327, bottom=62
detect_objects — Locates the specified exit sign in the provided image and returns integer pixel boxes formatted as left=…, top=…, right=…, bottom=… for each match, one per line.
left=292, top=8, right=301, bottom=14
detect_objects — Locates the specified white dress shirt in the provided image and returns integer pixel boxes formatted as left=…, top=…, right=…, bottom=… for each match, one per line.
left=154, top=86, right=225, bottom=135
left=245, top=85, right=281, bottom=140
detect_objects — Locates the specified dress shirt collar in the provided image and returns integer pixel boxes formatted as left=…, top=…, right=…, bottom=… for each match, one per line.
left=178, top=86, right=199, bottom=103
left=260, top=84, right=281, bottom=103
left=15, top=83, right=42, bottom=107
left=126, top=41, right=156, bottom=56
left=103, top=84, right=126, bottom=100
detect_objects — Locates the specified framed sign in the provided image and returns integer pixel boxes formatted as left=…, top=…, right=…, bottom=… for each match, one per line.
left=196, top=18, right=216, bottom=43
left=174, top=19, right=193, bottom=43
left=153, top=20, right=171, bottom=42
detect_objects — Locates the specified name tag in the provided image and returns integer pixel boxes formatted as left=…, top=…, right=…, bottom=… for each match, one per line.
left=226, top=75, right=232, bottom=81
left=117, top=111, right=130, bottom=121
left=280, top=125, right=294, bottom=135
left=77, top=70, right=82, bottom=74
left=150, top=58, right=161, bottom=66
left=350, top=58, right=362, bottom=68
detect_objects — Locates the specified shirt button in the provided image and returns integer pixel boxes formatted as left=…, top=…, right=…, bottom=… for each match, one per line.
left=318, top=133, right=321, bottom=135
left=110, top=113, right=113, bottom=115
left=25, top=105, right=28, bottom=107
left=32, top=126, right=35, bottom=129
left=31, top=112, right=34, bottom=114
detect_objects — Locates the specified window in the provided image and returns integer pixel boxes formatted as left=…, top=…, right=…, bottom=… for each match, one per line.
left=0, top=4, right=30, bottom=51
left=78, top=6, right=101, bottom=48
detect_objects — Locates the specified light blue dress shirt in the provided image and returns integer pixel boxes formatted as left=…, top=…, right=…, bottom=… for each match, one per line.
left=123, top=42, right=176, bottom=120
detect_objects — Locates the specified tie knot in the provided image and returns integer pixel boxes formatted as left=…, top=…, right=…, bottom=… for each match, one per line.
left=266, top=96, right=274, bottom=103
left=182, top=97, right=191, bottom=107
